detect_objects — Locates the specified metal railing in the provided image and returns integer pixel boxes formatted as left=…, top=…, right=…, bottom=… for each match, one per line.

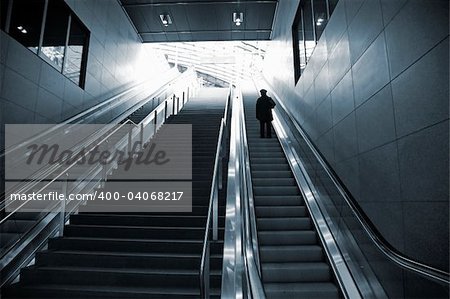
left=2, top=69, right=196, bottom=214
left=199, top=88, right=231, bottom=299
left=1, top=67, right=183, bottom=158
left=221, top=87, right=265, bottom=299
left=0, top=70, right=198, bottom=287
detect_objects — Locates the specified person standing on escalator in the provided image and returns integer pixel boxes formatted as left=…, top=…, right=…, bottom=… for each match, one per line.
left=256, top=89, right=276, bottom=138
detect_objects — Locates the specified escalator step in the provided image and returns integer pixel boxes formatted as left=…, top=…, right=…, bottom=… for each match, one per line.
left=254, top=195, right=302, bottom=206
left=257, top=217, right=311, bottom=230
left=259, top=245, right=324, bottom=262
left=258, top=231, right=317, bottom=245
left=262, top=262, right=331, bottom=282
left=264, top=282, right=339, bottom=299
left=255, top=206, right=307, bottom=217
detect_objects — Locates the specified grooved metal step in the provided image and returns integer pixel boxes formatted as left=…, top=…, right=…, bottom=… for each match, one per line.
left=243, top=93, right=340, bottom=299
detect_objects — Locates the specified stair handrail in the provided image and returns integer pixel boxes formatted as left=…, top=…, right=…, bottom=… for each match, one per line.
left=200, top=87, right=232, bottom=298
left=259, top=78, right=450, bottom=287
left=0, top=72, right=198, bottom=286
left=200, top=119, right=225, bottom=299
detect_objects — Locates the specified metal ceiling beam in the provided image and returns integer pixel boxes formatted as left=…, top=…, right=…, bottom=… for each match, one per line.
left=140, top=29, right=272, bottom=34
left=122, top=1, right=277, bottom=8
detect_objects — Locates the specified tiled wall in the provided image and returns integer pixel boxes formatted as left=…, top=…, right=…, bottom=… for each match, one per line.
left=263, top=0, right=448, bottom=274
left=0, top=0, right=169, bottom=130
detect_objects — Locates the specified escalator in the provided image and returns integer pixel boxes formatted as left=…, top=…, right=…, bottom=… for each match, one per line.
left=242, top=90, right=341, bottom=298
left=4, top=88, right=228, bottom=298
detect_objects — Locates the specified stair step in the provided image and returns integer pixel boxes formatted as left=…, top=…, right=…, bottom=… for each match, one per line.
left=21, top=266, right=222, bottom=288
left=70, top=214, right=225, bottom=227
left=64, top=225, right=224, bottom=240
left=6, top=283, right=220, bottom=299
left=36, top=250, right=223, bottom=270
left=48, top=237, right=224, bottom=254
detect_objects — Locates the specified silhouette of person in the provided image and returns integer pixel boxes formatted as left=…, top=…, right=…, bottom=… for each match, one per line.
left=256, top=89, right=276, bottom=138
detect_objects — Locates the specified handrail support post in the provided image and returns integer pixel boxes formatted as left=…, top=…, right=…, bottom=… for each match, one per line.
left=127, top=126, right=133, bottom=158
left=139, top=123, right=144, bottom=150
left=213, top=183, right=218, bottom=241
left=153, top=110, right=158, bottom=134
left=204, top=244, right=211, bottom=299
left=59, top=173, right=69, bottom=237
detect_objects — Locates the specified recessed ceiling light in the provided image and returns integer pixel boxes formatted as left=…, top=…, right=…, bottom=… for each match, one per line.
left=159, top=14, right=172, bottom=27
left=233, top=12, right=243, bottom=26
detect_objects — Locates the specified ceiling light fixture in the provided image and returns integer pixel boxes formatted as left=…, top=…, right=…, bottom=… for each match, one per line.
left=17, top=25, right=27, bottom=33
left=233, top=12, right=243, bottom=26
left=159, top=14, right=172, bottom=27
left=316, top=17, right=325, bottom=26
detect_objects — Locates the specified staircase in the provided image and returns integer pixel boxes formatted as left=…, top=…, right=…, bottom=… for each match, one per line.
left=243, top=90, right=341, bottom=299
left=4, top=88, right=228, bottom=298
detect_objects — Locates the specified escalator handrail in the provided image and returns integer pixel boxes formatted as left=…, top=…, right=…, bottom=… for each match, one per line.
left=235, top=88, right=266, bottom=298
left=260, top=78, right=450, bottom=285
left=1, top=67, right=183, bottom=158
left=0, top=75, right=197, bottom=286
left=2, top=75, right=196, bottom=222
left=1, top=70, right=196, bottom=211
left=220, top=86, right=266, bottom=299
left=0, top=119, right=137, bottom=225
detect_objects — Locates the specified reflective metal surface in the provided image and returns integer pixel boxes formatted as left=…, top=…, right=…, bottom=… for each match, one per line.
left=221, top=86, right=265, bottom=299
left=221, top=87, right=244, bottom=299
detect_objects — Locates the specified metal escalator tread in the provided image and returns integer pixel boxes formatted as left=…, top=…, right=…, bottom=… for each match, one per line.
left=264, top=282, right=340, bottom=299
left=242, top=93, right=340, bottom=299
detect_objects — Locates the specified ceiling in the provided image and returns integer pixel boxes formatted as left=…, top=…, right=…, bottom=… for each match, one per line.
left=119, top=0, right=278, bottom=43
left=145, top=41, right=268, bottom=83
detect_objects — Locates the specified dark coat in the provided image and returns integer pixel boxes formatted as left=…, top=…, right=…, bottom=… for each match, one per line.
left=256, top=95, right=276, bottom=121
